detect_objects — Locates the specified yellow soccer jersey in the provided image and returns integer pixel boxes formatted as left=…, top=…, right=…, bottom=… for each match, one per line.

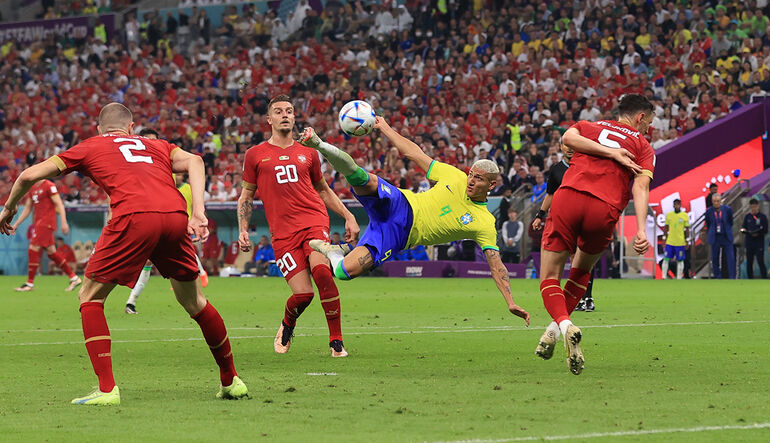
left=177, top=182, right=193, bottom=218
left=665, top=210, right=689, bottom=247
left=400, top=161, right=499, bottom=251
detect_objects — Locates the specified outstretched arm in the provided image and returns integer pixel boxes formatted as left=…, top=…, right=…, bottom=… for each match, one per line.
left=0, top=160, right=61, bottom=235
left=374, top=116, right=433, bottom=173
left=562, top=127, right=642, bottom=174
left=484, top=249, right=530, bottom=326
left=237, top=187, right=255, bottom=252
left=313, top=179, right=360, bottom=243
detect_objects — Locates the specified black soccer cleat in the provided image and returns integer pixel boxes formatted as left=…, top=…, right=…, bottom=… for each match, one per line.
left=329, top=339, right=348, bottom=358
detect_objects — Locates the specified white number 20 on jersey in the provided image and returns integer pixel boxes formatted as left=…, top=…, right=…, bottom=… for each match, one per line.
left=275, top=164, right=299, bottom=183
left=597, top=129, right=627, bottom=149
left=115, top=138, right=154, bottom=164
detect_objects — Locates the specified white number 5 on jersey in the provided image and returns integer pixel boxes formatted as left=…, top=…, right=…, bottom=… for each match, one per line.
left=115, top=138, right=154, bottom=164
left=597, top=129, right=627, bottom=149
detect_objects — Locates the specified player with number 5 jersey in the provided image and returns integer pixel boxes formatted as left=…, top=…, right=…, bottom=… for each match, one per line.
left=238, top=94, right=360, bottom=358
left=536, top=94, right=656, bottom=376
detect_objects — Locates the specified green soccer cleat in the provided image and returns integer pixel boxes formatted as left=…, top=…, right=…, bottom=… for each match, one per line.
left=564, top=324, right=585, bottom=375
left=71, top=386, right=120, bottom=406
left=216, top=376, right=248, bottom=400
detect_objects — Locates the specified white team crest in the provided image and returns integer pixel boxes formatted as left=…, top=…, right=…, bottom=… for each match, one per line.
left=298, top=154, right=307, bottom=163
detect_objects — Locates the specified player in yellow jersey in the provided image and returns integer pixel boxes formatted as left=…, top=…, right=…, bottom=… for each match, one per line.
left=124, top=129, right=209, bottom=314
left=298, top=118, right=529, bottom=324
left=662, top=199, right=689, bottom=279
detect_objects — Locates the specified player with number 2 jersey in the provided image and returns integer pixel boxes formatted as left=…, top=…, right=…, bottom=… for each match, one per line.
left=238, top=94, right=359, bottom=358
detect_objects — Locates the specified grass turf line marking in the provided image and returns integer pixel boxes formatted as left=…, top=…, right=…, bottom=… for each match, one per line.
left=2, top=319, right=768, bottom=347
left=306, top=372, right=337, bottom=376
left=433, top=422, right=770, bottom=442
left=2, top=319, right=767, bottom=334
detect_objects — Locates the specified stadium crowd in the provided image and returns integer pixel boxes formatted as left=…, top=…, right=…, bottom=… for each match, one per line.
left=1, top=0, right=770, bottom=207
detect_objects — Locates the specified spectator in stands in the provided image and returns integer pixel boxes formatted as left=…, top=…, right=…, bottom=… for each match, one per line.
left=501, top=207, right=524, bottom=264
left=706, top=183, right=719, bottom=207
left=530, top=172, right=547, bottom=203
left=245, top=235, right=274, bottom=276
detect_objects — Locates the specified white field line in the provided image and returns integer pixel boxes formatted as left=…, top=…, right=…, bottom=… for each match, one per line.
left=431, top=422, right=770, bottom=442
left=1, top=319, right=767, bottom=347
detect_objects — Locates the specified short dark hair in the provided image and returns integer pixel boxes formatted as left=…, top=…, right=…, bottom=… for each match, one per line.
left=617, top=94, right=653, bottom=118
left=139, top=128, right=160, bottom=138
left=709, top=183, right=718, bottom=189
left=673, top=199, right=681, bottom=204
left=749, top=198, right=759, bottom=205
left=268, top=94, right=292, bottom=113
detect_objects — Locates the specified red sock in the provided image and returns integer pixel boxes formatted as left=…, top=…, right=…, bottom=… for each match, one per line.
left=564, top=267, right=592, bottom=313
left=192, top=301, right=237, bottom=386
left=283, top=292, right=314, bottom=328
left=80, top=302, right=115, bottom=392
left=540, top=278, right=570, bottom=324
left=48, top=251, right=76, bottom=279
left=312, top=265, right=342, bottom=342
left=27, top=248, right=43, bottom=284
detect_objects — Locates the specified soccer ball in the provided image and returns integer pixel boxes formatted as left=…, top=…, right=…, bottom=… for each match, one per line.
left=338, top=100, right=376, bottom=136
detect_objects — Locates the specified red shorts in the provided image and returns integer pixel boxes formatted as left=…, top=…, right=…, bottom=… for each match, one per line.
left=542, top=187, right=621, bottom=255
left=86, top=211, right=199, bottom=288
left=272, top=226, right=330, bottom=281
left=30, top=225, right=55, bottom=248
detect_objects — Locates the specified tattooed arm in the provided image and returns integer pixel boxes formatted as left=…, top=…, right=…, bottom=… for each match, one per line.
left=237, top=187, right=255, bottom=252
left=484, top=249, right=530, bottom=326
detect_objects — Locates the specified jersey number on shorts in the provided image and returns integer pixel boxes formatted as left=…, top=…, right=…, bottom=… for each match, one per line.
left=276, top=252, right=297, bottom=276
left=597, top=129, right=627, bottom=149
left=115, top=138, right=154, bottom=164
left=275, top=165, right=298, bottom=184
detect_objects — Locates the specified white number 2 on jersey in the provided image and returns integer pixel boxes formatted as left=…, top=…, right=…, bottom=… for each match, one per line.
left=275, top=164, right=299, bottom=184
left=276, top=252, right=297, bottom=276
left=597, top=129, right=627, bottom=149
left=115, top=138, right=154, bottom=164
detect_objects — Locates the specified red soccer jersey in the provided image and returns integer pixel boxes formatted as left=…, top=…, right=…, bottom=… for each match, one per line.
left=52, top=134, right=187, bottom=219
left=29, top=179, right=58, bottom=230
left=241, top=141, right=329, bottom=242
left=561, top=120, right=655, bottom=211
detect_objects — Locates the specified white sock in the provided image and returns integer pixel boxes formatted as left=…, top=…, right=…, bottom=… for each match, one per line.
left=546, top=321, right=561, bottom=338
left=661, top=260, right=669, bottom=278
left=327, top=249, right=345, bottom=271
left=558, top=319, right=573, bottom=337
left=127, top=267, right=151, bottom=305
left=70, top=275, right=79, bottom=282
left=195, top=255, right=206, bottom=275
left=676, top=263, right=683, bottom=280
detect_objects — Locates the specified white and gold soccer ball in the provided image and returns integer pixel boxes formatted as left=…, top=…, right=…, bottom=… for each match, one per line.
left=338, top=100, right=376, bottom=136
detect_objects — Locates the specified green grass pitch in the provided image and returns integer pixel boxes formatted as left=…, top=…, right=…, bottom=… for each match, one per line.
left=0, top=276, right=768, bottom=442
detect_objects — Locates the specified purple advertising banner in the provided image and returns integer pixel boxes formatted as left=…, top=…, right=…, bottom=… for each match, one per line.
left=382, top=260, right=529, bottom=279
left=0, top=14, right=115, bottom=44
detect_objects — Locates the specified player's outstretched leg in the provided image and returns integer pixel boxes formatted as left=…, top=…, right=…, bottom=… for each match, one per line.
left=299, top=127, right=377, bottom=195
left=46, top=248, right=82, bottom=291
left=72, top=278, right=120, bottom=406
left=17, top=247, right=43, bottom=291
left=172, top=279, right=247, bottom=399
left=125, top=263, right=152, bottom=314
